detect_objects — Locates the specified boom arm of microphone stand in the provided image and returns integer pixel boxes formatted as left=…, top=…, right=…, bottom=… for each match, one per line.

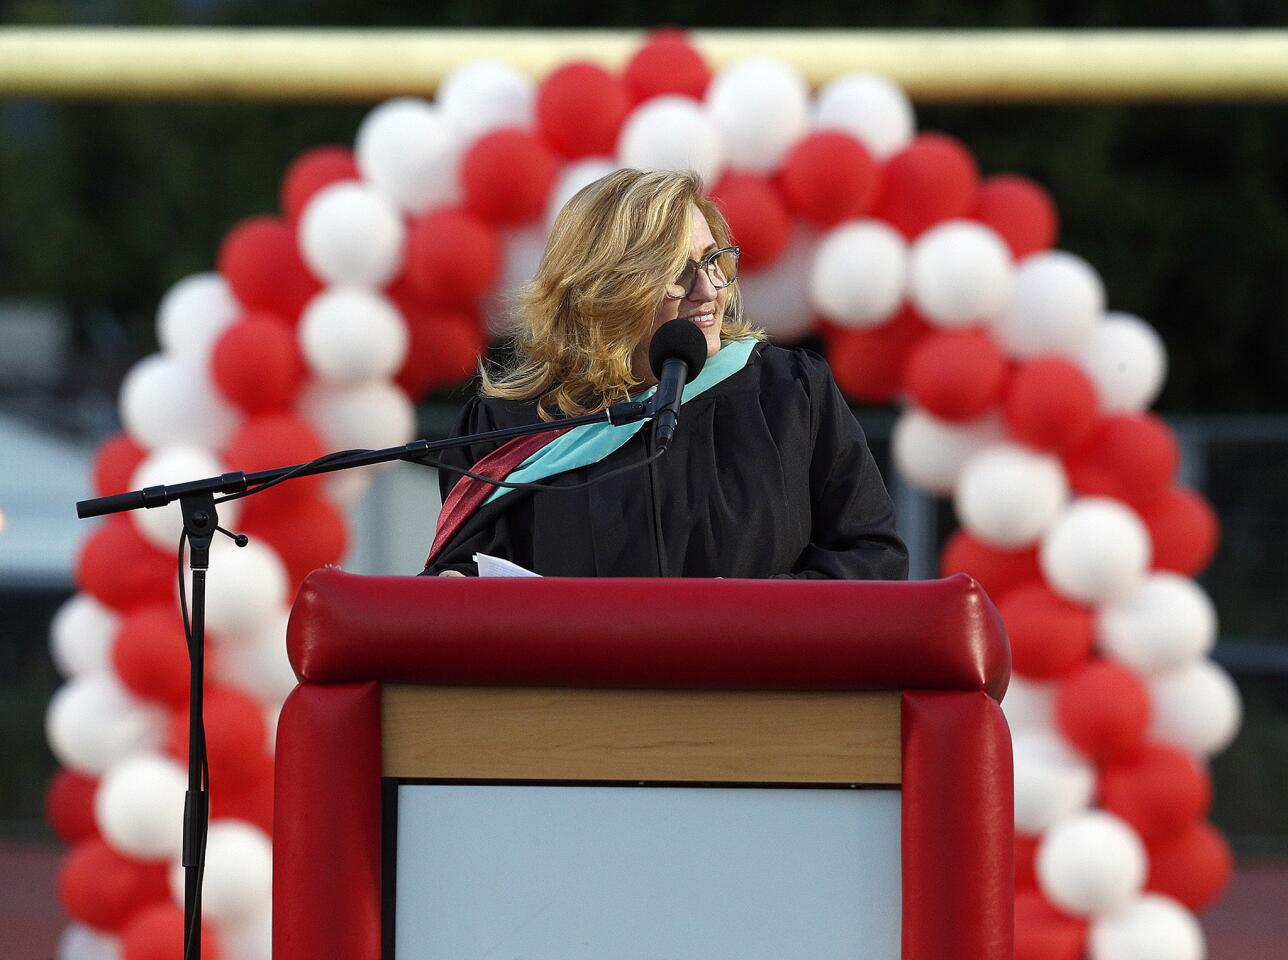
left=75, top=399, right=656, bottom=520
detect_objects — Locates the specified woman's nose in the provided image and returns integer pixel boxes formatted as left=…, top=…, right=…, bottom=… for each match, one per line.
left=688, top=265, right=718, bottom=301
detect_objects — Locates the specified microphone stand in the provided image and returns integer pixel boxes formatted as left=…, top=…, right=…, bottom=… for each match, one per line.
left=74, top=396, right=660, bottom=960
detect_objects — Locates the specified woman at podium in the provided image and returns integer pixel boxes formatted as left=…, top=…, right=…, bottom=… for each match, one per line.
left=423, top=169, right=908, bottom=580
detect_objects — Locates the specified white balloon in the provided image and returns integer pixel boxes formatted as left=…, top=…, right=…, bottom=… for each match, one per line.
left=213, top=902, right=272, bottom=960
left=809, top=219, right=907, bottom=328
left=298, top=181, right=406, bottom=288
left=200, top=537, right=289, bottom=637
left=50, top=593, right=119, bottom=679
left=299, top=380, right=416, bottom=452
left=323, top=468, right=374, bottom=509
left=1078, top=312, right=1168, bottom=413
left=128, top=445, right=235, bottom=551
left=58, top=924, right=121, bottom=960
left=1089, top=894, right=1205, bottom=960
left=264, top=702, right=281, bottom=752
left=1149, top=659, right=1241, bottom=757
left=1012, top=729, right=1096, bottom=833
left=891, top=408, right=1005, bottom=496
left=438, top=59, right=535, bottom=146
left=736, top=225, right=819, bottom=341
left=814, top=73, right=915, bottom=160
left=1099, top=573, right=1217, bottom=673
left=46, top=674, right=167, bottom=775
left=955, top=444, right=1068, bottom=548
left=617, top=95, right=724, bottom=185
left=1040, top=498, right=1152, bottom=605
left=299, top=286, right=409, bottom=383
left=119, top=353, right=239, bottom=450
left=354, top=97, right=460, bottom=213
left=1037, top=810, right=1147, bottom=917
left=994, top=250, right=1105, bottom=359
left=156, top=272, right=239, bottom=364
left=169, top=819, right=273, bottom=921
left=545, top=157, right=620, bottom=228
left=94, top=752, right=188, bottom=861
left=213, top=608, right=298, bottom=707
left=482, top=223, right=549, bottom=339
left=908, top=220, right=1014, bottom=327
left=706, top=58, right=810, bottom=173
left=1001, top=674, right=1056, bottom=733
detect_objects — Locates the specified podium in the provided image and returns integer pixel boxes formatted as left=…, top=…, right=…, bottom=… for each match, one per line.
left=273, top=570, right=1013, bottom=960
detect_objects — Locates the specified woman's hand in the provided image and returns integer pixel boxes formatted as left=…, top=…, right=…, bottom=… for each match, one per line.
left=438, top=570, right=467, bottom=577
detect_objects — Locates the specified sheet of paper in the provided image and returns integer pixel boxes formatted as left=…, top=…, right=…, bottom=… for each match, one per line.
left=474, top=553, right=542, bottom=578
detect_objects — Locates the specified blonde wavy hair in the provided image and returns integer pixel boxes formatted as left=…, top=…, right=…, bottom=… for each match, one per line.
left=481, top=168, right=764, bottom=419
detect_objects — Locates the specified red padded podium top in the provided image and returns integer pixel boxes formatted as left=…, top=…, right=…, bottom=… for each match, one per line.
left=287, top=570, right=1009, bottom=700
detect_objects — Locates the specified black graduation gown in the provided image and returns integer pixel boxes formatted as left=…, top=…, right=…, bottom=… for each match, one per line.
left=422, top=343, right=909, bottom=580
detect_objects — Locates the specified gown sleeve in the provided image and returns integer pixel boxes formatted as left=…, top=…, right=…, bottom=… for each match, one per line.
left=779, top=352, right=910, bottom=581
left=435, top=395, right=487, bottom=504
left=421, top=396, right=515, bottom=578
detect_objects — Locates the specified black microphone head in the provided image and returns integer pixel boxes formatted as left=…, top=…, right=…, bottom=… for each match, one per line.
left=648, top=318, right=709, bottom=384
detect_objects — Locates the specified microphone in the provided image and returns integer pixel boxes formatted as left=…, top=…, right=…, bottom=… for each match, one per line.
left=648, top=318, right=709, bottom=451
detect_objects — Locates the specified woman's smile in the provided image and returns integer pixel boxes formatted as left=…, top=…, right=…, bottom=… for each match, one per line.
left=681, top=311, right=719, bottom=329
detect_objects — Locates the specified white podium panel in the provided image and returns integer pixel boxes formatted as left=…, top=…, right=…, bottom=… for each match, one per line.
left=393, top=783, right=901, bottom=960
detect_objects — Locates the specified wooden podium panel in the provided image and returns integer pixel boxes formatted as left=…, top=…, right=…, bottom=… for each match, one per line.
left=381, top=685, right=901, bottom=784
left=380, top=686, right=907, bottom=958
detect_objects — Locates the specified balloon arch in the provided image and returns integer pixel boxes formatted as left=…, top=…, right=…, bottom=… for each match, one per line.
left=46, top=31, right=1239, bottom=960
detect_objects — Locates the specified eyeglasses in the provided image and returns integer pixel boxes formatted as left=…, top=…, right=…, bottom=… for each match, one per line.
left=663, top=245, right=741, bottom=300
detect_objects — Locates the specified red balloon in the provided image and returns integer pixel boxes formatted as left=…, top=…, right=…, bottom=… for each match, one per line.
left=1065, top=413, right=1179, bottom=508
left=939, top=530, right=1042, bottom=604
left=112, top=602, right=191, bottom=707
left=240, top=494, right=348, bottom=589
left=623, top=29, right=711, bottom=104
left=999, top=582, right=1095, bottom=680
left=1016, top=832, right=1040, bottom=891
left=385, top=273, right=433, bottom=322
left=45, top=768, right=100, bottom=845
left=1056, top=660, right=1151, bottom=762
left=1147, top=820, right=1234, bottom=911
left=223, top=413, right=326, bottom=513
left=58, top=836, right=170, bottom=932
left=280, top=145, right=360, bottom=222
left=1015, top=891, right=1087, bottom=960
left=217, top=216, right=321, bottom=322
left=825, top=306, right=933, bottom=404
left=396, top=309, right=486, bottom=400
left=404, top=209, right=502, bottom=307
left=708, top=173, right=791, bottom=271
left=872, top=133, right=980, bottom=239
left=779, top=131, right=879, bottom=227
left=76, top=516, right=175, bottom=612
left=536, top=62, right=630, bottom=159
left=462, top=129, right=558, bottom=226
left=212, top=760, right=275, bottom=836
left=904, top=329, right=1007, bottom=421
left=1141, top=487, right=1220, bottom=576
left=971, top=175, right=1058, bottom=259
left=122, top=902, right=219, bottom=960
left=1100, top=743, right=1212, bottom=845
left=1005, top=357, right=1100, bottom=453
left=168, top=686, right=268, bottom=791
left=211, top=314, right=305, bottom=415
left=93, top=433, right=148, bottom=498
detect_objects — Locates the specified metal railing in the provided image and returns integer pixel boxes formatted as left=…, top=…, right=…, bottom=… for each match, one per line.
left=1, top=28, right=1288, bottom=102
